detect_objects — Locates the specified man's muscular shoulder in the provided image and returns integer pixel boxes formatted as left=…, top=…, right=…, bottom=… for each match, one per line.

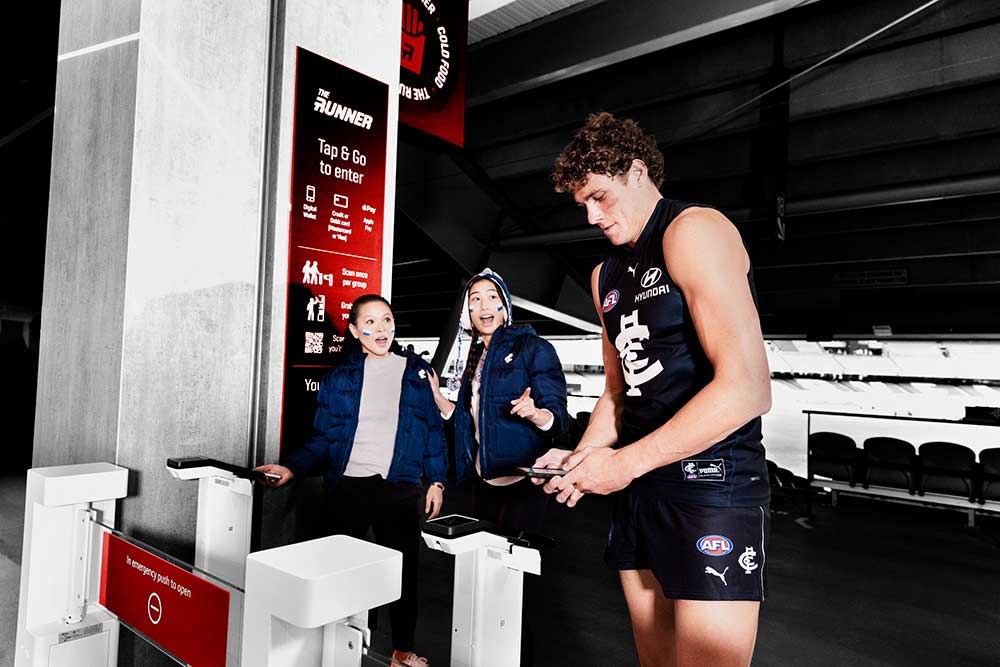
left=662, top=207, right=748, bottom=284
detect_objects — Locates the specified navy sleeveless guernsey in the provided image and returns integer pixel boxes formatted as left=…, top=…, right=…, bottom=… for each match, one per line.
left=598, top=198, right=769, bottom=507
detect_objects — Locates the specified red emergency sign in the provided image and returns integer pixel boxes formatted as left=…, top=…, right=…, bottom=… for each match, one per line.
left=99, top=532, right=230, bottom=667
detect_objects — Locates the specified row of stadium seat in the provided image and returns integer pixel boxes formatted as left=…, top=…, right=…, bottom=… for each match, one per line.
left=808, top=432, right=1000, bottom=504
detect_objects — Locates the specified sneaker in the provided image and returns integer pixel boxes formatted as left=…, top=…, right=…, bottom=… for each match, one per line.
left=391, top=650, right=429, bottom=667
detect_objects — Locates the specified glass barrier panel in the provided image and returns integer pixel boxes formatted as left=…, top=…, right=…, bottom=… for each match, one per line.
left=362, top=648, right=394, bottom=666
left=91, top=518, right=244, bottom=667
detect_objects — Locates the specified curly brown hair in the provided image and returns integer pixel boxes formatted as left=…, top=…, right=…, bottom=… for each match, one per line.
left=551, top=112, right=664, bottom=193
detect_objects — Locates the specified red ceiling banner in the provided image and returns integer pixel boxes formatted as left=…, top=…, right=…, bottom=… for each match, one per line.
left=399, top=0, right=469, bottom=147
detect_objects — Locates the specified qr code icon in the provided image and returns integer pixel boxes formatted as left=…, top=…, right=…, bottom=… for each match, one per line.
left=304, top=332, right=323, bottom=354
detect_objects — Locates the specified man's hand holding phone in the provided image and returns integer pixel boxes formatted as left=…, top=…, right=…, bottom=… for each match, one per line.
left=525, top=448, right=574, bottom=485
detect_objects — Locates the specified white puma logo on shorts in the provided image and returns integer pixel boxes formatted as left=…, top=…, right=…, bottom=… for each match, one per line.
left=705, top=566, right=729, bottom=586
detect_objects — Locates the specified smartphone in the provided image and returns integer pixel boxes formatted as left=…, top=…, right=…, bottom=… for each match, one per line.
left=253, top=470, right=282, bottom=483
left=516, top=466, right=568, bottom=479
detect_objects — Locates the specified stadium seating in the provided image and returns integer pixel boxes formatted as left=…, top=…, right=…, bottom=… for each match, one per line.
left=808, top=432, right=862, bottom=486
left=918, top=441, right=977, bottom=502
left=980, top=448, right=1000, bottom=504
left=863, top=437, right=918, bottom=494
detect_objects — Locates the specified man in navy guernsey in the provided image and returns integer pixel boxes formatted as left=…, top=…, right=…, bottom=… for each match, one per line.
left=536, top=112, right=771, bottom=666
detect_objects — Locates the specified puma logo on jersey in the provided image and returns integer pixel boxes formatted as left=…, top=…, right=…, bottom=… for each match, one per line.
left=626, top=264, right=636, bottom=276
left=614, top=310, right=664, bottom=396
left=705, top=566, right=729, bottom=586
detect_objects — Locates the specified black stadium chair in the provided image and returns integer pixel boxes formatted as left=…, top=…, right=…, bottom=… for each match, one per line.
left=918, top=441, right=977, bottom=502
left=808, top=432, right=862, bottom=486
left=980, top=448, right=1000, bottom=504
left=863, top=437, right=918, bottom=494
left=767, top=459, right=810, bottom=515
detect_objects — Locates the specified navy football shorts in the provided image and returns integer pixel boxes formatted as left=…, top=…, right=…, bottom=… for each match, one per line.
left=604, top=491, right=769, bottom=601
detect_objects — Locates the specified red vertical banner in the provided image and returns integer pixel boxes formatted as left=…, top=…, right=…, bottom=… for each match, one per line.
left=99, top=533, right=230, bottom=667
left=398, top=0, right=469, bottom=146
left=282, top=48, right=390, bottom=452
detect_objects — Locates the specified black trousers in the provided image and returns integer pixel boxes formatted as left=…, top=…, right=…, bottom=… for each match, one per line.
left=325, top=475, right=423, bottom=652
left=472, top=476, right=551, bottom=534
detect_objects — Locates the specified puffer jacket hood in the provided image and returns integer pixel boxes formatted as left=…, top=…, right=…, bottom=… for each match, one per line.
left=458, top=268, right=513, bottom=332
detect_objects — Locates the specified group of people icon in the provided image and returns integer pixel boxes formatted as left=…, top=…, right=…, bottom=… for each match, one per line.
left=301, top=260, right=322, bottom=285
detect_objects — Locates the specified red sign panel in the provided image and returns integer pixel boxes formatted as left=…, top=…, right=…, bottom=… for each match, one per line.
left=399, top=0, right=469, bottom=146
left=281, top=48, right=390, bottom=453
left=99, top=533, right=230, bottom=667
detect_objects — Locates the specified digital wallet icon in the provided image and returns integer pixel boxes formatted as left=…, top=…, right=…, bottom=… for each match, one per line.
left=305, top=185, right=316, bottom=203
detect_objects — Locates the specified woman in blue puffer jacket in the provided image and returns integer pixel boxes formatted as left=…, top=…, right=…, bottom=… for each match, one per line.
left=428, top=268, right=569, bottom=535
left=257, top=294, right=445, bottom=667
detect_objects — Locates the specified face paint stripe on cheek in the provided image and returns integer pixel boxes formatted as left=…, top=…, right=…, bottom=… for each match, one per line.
left=362, top=330, right=373, bottom=336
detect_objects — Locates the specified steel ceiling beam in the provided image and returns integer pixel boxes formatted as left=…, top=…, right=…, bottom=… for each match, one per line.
left=467, top=0, right=823, bottom=106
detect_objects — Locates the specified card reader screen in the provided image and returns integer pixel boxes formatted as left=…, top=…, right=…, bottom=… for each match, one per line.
left=433, top=516, right=477, bottom=528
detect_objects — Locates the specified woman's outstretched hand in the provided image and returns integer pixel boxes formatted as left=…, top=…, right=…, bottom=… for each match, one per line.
left=255, top=463, right=294, bottom=487
left=510, top=387, right=553, bottom=428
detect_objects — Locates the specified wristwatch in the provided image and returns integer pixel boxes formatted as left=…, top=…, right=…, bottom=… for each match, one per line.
left=430, top=481, right=445, bottom=491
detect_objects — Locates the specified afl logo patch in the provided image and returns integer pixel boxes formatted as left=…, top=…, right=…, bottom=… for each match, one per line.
left=696, top=535, right=733, bottom=557
left=640, top=267, right=662, bottom=288
left=602, top=290, right=620, bottom=313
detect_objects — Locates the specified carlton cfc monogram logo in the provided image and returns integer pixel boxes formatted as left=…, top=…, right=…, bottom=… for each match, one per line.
left=614, top=310, right=664, bottom=396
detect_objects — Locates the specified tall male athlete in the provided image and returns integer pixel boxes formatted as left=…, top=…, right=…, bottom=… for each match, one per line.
left=536, top=112, right=771, bottom=666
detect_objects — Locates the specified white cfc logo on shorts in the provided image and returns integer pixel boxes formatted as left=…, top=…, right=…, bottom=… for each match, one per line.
left=614, top=310, right=664, bottom=396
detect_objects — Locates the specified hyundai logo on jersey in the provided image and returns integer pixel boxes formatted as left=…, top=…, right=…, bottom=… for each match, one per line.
left=640, top=267, right=662, bottom=288
left=602, top=289, right=620, bottom=312
left=696, top=535, right=733, bottom=556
